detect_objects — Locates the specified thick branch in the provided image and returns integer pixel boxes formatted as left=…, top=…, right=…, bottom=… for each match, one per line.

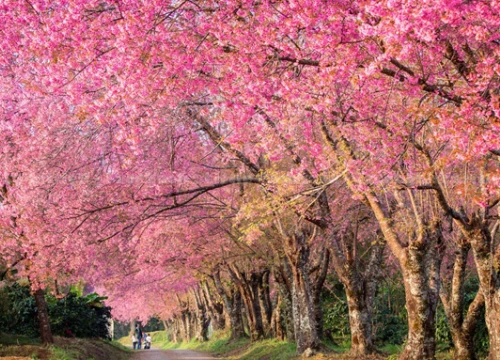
left=191, top=111, right=261, bottom=175
left=382, top=58, right=462, bottom=105
left=411, top=141, right=468, bottom=225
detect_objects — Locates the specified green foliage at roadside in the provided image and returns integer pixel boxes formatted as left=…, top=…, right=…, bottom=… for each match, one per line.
left=162, top=330, right=251, bottom=355
left=0, top=332, right=41, bottom=345
left=0, top=335, right=130, bottom=360
left=121, top=330, right=296, bottom=360
left=0, top=283, right=39, bottom=337
left=0, top=284, right=112, bottom=340
left=47, top=292, right=112, bottom=339
left=321, top=275, right=488, bottom=358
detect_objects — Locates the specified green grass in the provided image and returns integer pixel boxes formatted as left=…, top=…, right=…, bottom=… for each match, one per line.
left=106, top=339, right=133, bottom=353
left=0, top=332, right=42, bottom=345
left=0, top=335, right=130, bottom=360
left=378, top=343, right=402, bottom=355
left=223, top=338, right=296, bottom=360
left=119, top=331, right=477, bottom=360
left=161, top=331, right=251, bottom=354
left=49, top=346, right=79, bottom=360
left=121, top=330, right=297, bottom=359
left=322, top=337, right=350, bottom=353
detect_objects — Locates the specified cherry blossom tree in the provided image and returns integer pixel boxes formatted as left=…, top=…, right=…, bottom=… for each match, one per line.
left=1, top=1, right=499, bottom=359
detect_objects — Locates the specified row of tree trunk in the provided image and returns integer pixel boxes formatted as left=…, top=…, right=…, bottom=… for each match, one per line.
left=163, top=220, right=491, bottom=360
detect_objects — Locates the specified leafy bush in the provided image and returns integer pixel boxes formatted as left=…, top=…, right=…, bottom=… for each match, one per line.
left=0, top=284, right=111, bottom=340
left=0, top=284, right=39, bottom=338
left=372, top=277, right=408, bottom=346
left=48, top=292, right=112, bottom=339
left=435, top=303, right=452, bottom=351
left=321, top=278, right=350, bottom=342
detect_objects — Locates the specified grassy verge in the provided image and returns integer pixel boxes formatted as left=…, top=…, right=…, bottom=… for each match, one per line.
left=118, top=331, right=458, bottom=360
left=120, top=330, right=297, bottom=359
left=0, top=333, right=131, bottom=360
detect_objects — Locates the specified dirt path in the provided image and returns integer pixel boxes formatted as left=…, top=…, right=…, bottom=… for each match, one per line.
left=130, top=349, right=217, bottom=360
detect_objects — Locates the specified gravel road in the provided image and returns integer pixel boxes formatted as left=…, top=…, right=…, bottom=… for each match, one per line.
left=130, top=349, right=217, bottom=360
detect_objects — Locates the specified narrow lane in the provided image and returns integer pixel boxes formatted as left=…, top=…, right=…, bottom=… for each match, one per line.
left=130, top=349, right=217, bottom=360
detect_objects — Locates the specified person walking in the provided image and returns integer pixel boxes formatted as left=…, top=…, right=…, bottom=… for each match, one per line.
left=131, top=333, right=138, bottom=350
left=135, top=324, right=143, bottom=349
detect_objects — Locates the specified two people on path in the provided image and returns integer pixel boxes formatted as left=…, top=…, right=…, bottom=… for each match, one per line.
left=132, top=324, right=151, bottom=350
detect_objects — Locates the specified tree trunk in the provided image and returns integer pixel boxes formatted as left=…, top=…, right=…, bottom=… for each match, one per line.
left=286, top=231, right=320, bottom=355
left=275, top=269, right=295, bottom=341
left=230, top=290, right=246, bottom=340
left=162, top=319, right=173, bottom=342
left=342, top=238, right=383, bottom=355
left=311, top=248, right=330, bottom=341
left=189, top=311, right=196, bottom=339
left=345, top=283, right=374, bottom=355
left=228, top=266, right=265, bottom=341
left=270, top=291, right=284, bottom=340
left=441, top=241, right=485, bottom=360
left=193, top=287, right=210, bottom=341
left=202, top=280, right=225, bottom=330
left=291, top=264, right=319, bottom=355
left=259, top=270, right=273, bottom=334
left=129, top=319, right=136, bottom=336
left=466, top=225, right=500, bottom=360
left=34, top=289, right=54, bottom=344
left=180, top=311, right=190, bottom=341
left=399, top=241, right=441, bottom=360
left=449, top=292, right=486, bottom=360
left=172, top=317, right=180, bottom=343
left=213, top=269, right=246, bottom=340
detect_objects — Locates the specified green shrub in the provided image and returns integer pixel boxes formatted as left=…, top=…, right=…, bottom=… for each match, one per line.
left=321, top=278, right=350, bottom=343
left=0, top=284, right=111, bottom=340
left=0, top=284, right=39, bottom=338
left=48, top=292, right=112, bottom=339
left=372, top=277, right=408, bottom=346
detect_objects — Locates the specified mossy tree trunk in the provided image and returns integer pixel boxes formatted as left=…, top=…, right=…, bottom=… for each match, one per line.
left=330, top=230, right=384, bottom=356
left=227, top=266, right=266, bottom=341
left=34, top=289, right=54, bottom=344
left=440, top=241, right=485, bottom=360
left=399, top=227, right=442, bottom=360
left=213, top=269, right=246, bottom=340
left=202, top=280, right=225, bottom=330
left=464, top=223, right=500, bottom=360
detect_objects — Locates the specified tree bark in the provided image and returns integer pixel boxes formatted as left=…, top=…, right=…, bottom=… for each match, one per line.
left=259, top=270, right=273, bottom=334
left=34, top=289, right=54, bottom=344
left=202, top=280, right=225, bottom=330
left=441, top=241, right=485, bottom=360
left=181, top=311, right=189, bottom=341
left=455, top=291, right=484, bottom=360
left=311, top=248, right=330, bottom=341
left=286, top=230, right=320, bottom=355
left=466, top=225, right=500, bottom=360
left=270, top=291, right=284, bottom=340
left=327, top=228, right=383, bottom=355
left=172, top=316, right=180, bottom=343
left=213, top=269, right=246, bottom=340
left=275, top=269, right=295, bottom=341
left=129, top=319, right=136, bottom=336
left=193, top=287, right=210, bottom=341
left=399, top=236, right=442, bottom=360
left=345, top=285, right=374, bottom=355
left=228, top=265, right=266, bottom=341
